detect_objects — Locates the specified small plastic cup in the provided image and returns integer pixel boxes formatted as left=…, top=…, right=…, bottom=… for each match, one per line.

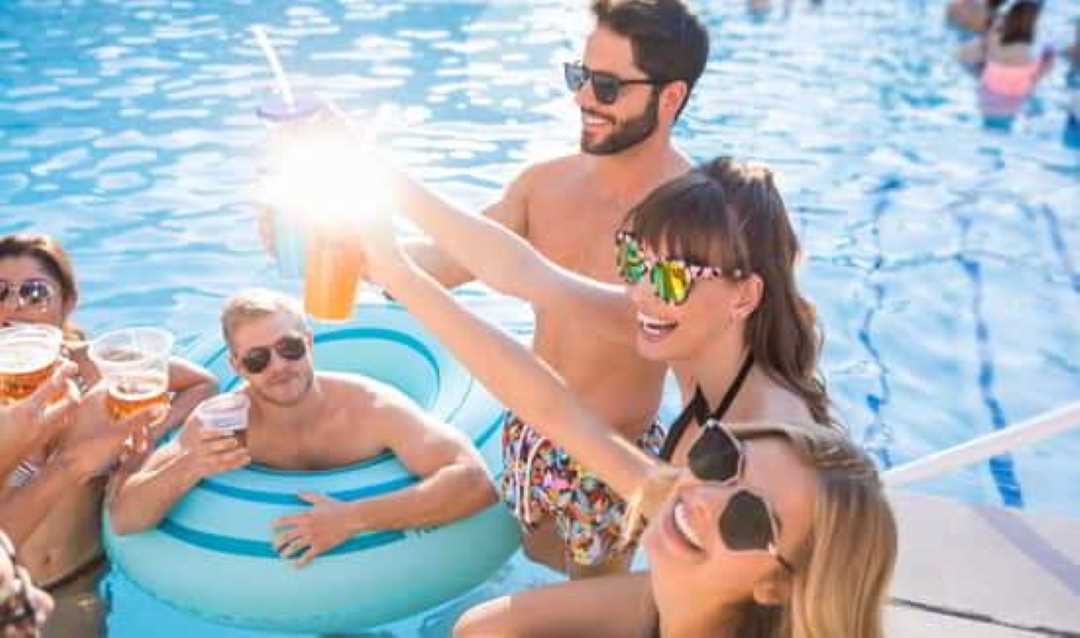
left=88, top=327, right=173, bottom=423
left=0, top=324, right=63, bottom=404
left=194, top=392, right=251, bottom=443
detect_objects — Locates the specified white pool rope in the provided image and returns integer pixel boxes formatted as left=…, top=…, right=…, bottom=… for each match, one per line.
left=883, top=401, right=1080, bottom=487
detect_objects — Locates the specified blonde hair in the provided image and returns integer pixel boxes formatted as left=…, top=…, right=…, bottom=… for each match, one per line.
left=626, top=423, right=896, bottom=638
left=220, top=288, right=308, bottom=349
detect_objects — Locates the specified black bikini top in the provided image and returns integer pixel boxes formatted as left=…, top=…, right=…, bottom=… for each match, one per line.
left=658, top=353, right=754, bottom=462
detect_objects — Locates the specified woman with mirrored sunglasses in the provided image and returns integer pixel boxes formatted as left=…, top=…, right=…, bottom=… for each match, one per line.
left=0, top=233, right=218, bottom=638
left=380, top=156, right=835, bottom=448
left=349, top=176, right=897, bottom=637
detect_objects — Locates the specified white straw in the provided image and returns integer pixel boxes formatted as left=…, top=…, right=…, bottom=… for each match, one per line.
left=250, top=25, right=295, bottom=108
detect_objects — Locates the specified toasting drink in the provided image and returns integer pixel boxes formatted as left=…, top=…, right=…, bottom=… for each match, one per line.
left=88, top=327, right=174, bottom=422
left=0, top=324, right=63, bottom=403
left=255, top=93, right=327, bottom=279
left=304, top=230, right=364, bottom=322
left=193, top=392, right=250, bottom=445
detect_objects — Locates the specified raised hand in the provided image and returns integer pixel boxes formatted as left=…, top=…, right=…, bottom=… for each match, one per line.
left=54, top=385, right=168, bottom=485
left=271, top=492, right=355, bottom=568
left=0, top=360, right=80, bottom=459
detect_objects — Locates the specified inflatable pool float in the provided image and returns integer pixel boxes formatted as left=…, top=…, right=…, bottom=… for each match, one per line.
left=103, top=304, right=519, bottom=634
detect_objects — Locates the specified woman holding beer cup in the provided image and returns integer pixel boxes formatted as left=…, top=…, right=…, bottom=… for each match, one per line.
left=0, top=233, right=216, bottom=637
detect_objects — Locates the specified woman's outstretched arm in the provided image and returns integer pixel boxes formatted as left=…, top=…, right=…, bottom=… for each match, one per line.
left=366, top=226, right=656, bottom=504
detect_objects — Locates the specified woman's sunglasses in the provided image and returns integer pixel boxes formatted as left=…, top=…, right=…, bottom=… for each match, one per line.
left=0, top=279, right=55, bottom=310
left=563, top=62, right=666, bottom=105
left=615, top=231, right=739, bottom=306
left=686, top=421, right=795, bottom=574
left=238, top=335, right=307, bottom=375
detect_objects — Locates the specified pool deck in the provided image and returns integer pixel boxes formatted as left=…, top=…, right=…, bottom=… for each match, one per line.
left=886, top=491, right=1080, bottom=637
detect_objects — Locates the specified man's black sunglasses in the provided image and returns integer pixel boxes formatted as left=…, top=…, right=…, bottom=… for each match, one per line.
left=563, top=62, right=669, bottom=105
left=238, top=335, right=307, bottom=375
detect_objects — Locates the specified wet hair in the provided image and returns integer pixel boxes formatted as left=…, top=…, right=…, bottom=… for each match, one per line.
left=220, top=288, right=309, bottom=351
left=0, top=234, right=83, bottom=339
left=590, top=0, right=709, bottom=120
left=220, top=289, right=311, bottom=351
left=999, top=0, right=1041, bottom=45
left=624, top=158, right=834, bottom=427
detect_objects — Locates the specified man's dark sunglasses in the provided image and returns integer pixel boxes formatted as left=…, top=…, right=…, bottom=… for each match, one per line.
left=239, top=335, right=307, bottom=375
left=0, top=279, right=55, bottom=309
left=687, top=421, right=796, bottom=574
left=563, top=62, right=667, bottom=105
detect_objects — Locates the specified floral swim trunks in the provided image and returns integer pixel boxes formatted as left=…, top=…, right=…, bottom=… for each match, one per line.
left=500, top=412, right=666, bottom=567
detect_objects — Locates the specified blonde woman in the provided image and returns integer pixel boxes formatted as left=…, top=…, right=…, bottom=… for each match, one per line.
left=350, top=160, right=898, bottom=636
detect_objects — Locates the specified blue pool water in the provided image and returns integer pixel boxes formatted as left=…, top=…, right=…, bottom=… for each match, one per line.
left=2, top=0, right=1078, bottom=635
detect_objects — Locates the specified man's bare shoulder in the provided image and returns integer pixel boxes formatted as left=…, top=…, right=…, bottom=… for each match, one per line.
left=515, top=154, right=586, bottom=192
left=316, top=372, right=414, bottom=414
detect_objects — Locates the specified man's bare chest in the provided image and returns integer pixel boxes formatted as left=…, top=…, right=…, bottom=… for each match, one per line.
left=527, top=198, right=630, bottom=282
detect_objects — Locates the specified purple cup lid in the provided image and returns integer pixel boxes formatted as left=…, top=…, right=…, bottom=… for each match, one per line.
left=256, top=94, right=323, bottom=122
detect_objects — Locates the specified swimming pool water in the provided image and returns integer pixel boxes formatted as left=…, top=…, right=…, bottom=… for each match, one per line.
left=2, top=0, right=1078, bottom=635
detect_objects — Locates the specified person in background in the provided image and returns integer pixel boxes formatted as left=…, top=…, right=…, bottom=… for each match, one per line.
left=1064, top=19, right=1080, bottom=148
left=947, top=0, right=1007, bottom=34
left=0, top=233, right=216, bottom=637
left=955, top=0, right=1054, bottom=125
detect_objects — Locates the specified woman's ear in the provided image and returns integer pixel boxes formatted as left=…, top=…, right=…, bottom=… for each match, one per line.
left=750, top=572, right=791, bottom=607
left=732, top=274, right=764, bottom=320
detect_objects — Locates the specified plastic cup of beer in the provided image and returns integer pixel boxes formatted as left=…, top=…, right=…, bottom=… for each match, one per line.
left=0, top=324, right=63, bottom=404
left=88, top=327, right=174, bottom=423
left=193, top=392, right=250, bottom=445
left=304, top=231, right=364, bottom=322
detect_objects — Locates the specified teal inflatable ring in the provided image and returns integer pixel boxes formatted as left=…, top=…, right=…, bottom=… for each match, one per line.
left=103, top=304, right=519, bottom=634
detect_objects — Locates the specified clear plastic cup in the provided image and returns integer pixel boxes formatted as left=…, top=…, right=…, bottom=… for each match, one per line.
left=88, top=327, right=173, bottom=422
left=256, top=93, right=326, bottom=279
left=0, top=324, right=63, bottom=404
left=194, top=392, right=250, bottom=443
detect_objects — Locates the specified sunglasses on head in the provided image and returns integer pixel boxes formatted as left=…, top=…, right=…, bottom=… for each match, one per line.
left=615, top=231, right=740, bottom=306
left=686, top=420, right=795, bottom=574
left=0, top=279, right=55, bottom=310
left=563, top=62, right=667, bottom=105
left=238, top=335, right=307, bottom=375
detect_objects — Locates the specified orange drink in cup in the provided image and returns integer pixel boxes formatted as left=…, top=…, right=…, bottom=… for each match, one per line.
left=0, top=324, right=63, bottom=404
left=88, top=327, right=173, bottom=423
left=304, top=231, right=364, bottom=322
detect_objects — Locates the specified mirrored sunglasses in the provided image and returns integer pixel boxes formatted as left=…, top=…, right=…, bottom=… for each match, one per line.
left=0, top=279, right=56, bottom=309
left=615, top=230, right=737, bottom=306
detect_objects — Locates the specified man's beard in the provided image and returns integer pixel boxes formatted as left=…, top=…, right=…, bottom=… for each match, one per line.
left=581, top=90, right=660, bottom=156
left=251, top=369, right=314, bottom=407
